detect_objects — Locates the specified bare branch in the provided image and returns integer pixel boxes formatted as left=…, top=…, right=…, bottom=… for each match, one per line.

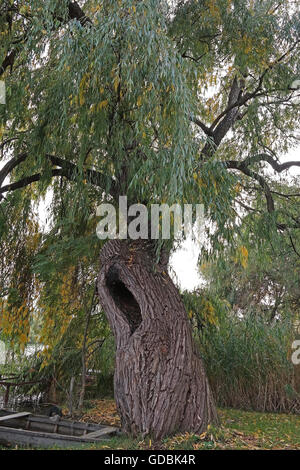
left=0, top=153, right=28, bottom=187
left=0, top=168, right=65, bottom=195
left=243, top=153, right=300, bottom=173
left=190, top=116, right=214, bottom=136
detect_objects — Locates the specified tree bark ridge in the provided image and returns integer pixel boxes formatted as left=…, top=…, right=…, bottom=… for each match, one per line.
left=97, top=239, right=218, bottom=439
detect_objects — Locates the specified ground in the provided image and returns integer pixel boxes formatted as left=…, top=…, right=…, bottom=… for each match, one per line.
left=77, top=399, right=300, bottom=450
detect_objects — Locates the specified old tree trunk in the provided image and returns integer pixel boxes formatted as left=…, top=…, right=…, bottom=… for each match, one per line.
left=97, top=239, right=218, bottom=439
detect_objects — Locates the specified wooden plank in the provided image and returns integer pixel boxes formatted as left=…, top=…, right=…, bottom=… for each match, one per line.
left=0, top=411, right=101, bottom=436
left=0, top=412, right=31, bottom=422
left=0, top=426, right=116, bottom=449
left=82, top=426, right=117, bottom=439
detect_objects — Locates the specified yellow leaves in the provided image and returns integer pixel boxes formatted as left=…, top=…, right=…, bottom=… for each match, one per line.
left=195, top=176, right=207, bottom=189
left=241, top=34, right=253, bottom=55
left=80, top=399, right=121, bottom=427
left=0, top=125, right=5, bottom=139
left=79, top=73, right=90, bottom=106
left=90, top=100, right=109, bottom=113
left=207, top=74, right=217, bottom=86
left=234, top=183, right=242, bottom=194
left=80, top=73, right=90, bottom=88
left=234, top=245, right=249, bottom=269
left=113, top=76, right=120, bottom=93
left=200, top=262, right=208, bottom=273
left=146, top=82, right=153, bottom=92
left=19, top=5, right=31, bottom=15
left=166, top=84, right=175, bottom=93
left=39, top=346, right=52, bottom=370
left=208, top=0, right=221, bottom=21
left=226, top=0, right=233, bottom=11
left=205, top=95, right=220, bottom=120
left=90, top=4, right=102, bottom=13
left=19, top=333, right=28, bottom=346
left=70, top=95, right=79, bottom=107
left=79, top=91, right=85, bottom=106
left=202, top=300, right=218, bottom=326
left=98, top=100, right=109, bottom=110
left=240, top=245, right=248, bottom=268
left=0, top=300, right=32, bottom=347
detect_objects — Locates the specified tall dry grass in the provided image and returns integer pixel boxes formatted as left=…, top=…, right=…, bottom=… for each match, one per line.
left=198, top=315, right=300, bottom=413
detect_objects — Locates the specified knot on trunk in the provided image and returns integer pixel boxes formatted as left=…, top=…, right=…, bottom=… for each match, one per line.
left=106, top=264, right=142, bottom=334
left=97, top=239, right=218, bottom=439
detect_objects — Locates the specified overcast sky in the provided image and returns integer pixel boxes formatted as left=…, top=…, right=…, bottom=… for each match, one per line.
left=170, top=146, right=300, bottom=291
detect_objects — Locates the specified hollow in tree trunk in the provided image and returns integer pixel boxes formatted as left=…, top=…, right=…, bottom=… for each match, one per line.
left=97, top=239, right=218, bottom=439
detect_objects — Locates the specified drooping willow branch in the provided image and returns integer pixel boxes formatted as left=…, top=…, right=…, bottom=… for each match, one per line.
left=225, top=155, right=300, bottom=229
left=0, top=1, right=92, bottom=78
left=0, top=152, right=117, bottom=197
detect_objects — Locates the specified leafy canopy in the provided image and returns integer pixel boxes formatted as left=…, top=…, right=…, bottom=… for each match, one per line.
left=0, top=0, right=299, bottom=352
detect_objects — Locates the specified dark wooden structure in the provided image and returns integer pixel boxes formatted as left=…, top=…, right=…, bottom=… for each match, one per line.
left=0, top=376, right=43, bottom=407
left=0, top=409, right=119, bottom=448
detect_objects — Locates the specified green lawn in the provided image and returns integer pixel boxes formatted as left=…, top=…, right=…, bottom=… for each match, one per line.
left=84, top=408, right=300, bottom=450
left=1, top=406, right=299, bottom=450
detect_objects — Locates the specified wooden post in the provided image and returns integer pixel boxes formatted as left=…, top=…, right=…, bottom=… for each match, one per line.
left=68, top=376, right=75, bottom=416
left=4, top=384, right=10, bottom=407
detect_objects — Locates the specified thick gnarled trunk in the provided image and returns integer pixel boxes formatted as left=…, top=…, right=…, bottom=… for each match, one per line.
left=97, top=239, right=217, bottom=439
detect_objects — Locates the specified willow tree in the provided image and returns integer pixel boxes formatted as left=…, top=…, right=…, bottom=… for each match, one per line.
left=0, top=0, right=300, bottom=438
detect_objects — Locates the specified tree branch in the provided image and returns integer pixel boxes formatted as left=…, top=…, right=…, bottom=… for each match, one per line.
left=0, top=2, right=92, bottom=78
left=243, top=153, right=300, bottom=173
left=0, top=153, right=28, bottom=187
left=206, top=40, right=300, bottom=139
left=0, top=168, right=65, bottom=195
left=0, top=152, right=117, bottom=197
left=226, top=154, right=300, bottom=227
left=190, top=116, right=214, bottom=136
left=225, top=160, right=275, bottom=212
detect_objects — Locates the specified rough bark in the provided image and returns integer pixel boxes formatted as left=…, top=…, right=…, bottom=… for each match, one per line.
left=97, top=239, right=218, bottom=439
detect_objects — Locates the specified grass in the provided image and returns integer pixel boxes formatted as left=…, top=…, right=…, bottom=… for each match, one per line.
left=84, top=407, right=300, bottom=450
left=1, top=400, right=299, bottom=450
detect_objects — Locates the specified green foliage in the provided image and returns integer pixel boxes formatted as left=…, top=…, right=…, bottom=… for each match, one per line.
left=0, top=0, right=299, bottom=403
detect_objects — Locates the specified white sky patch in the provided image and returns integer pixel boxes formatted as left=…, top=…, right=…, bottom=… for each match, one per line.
left=169, top=234, right=205, bottom=291
left=281, top=147, right=300, bottom=176
left=171, top=145, right=300, bottom=291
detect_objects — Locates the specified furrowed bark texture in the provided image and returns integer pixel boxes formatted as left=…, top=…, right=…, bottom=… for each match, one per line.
left=97, top=239, right=218, bottom=439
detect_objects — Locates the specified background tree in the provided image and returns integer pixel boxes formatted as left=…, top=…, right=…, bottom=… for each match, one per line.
left=0, top=0, right=299, bottom=438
